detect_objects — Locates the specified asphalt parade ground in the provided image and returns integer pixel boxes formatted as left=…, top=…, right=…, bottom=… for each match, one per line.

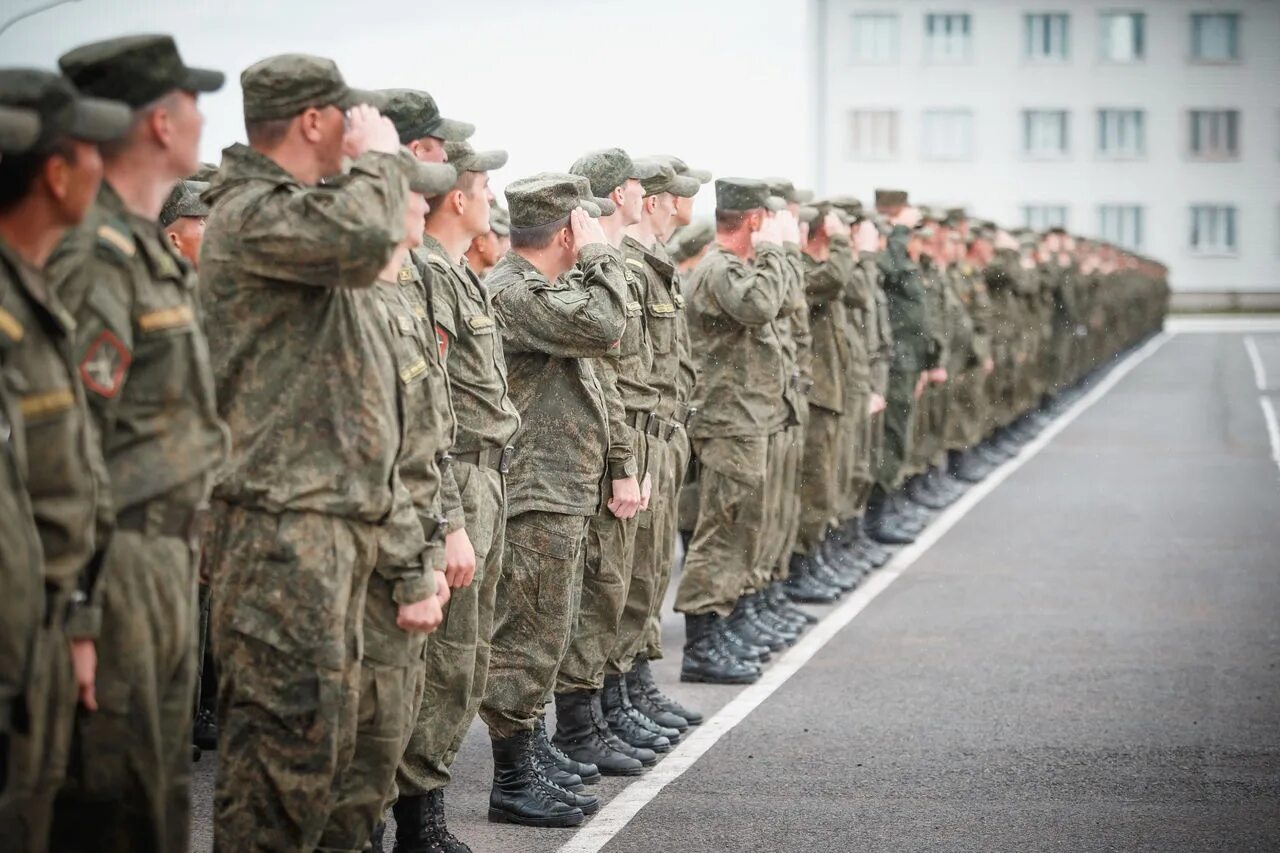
left=191, top=318, right=1280, bottom=853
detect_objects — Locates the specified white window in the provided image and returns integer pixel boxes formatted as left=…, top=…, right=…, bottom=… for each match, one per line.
left=1190, top=205, right=1238, bottom=254
left=1191, top=13, right=1240, bottom=61
left=1023, top=110, right=1070, bottom=157
left=1025, top=13, right=1070, bottom=61
left=921, top=110, right=973, bottom=160
left=1099, top=12, right=1145, bottom=62
left=847, top=110, right=898, bottom=160
left=851, top=14, right=899, bottom=63
left=1098, top=205, right=1144, bottom=249
left=1098, top=110, right=1145, bottom=158
left=924, top=13, right=972, bottom=62
left=1188, top=110, right=1240, bottom=159
left=1022, top=205, right=1069, bottom=230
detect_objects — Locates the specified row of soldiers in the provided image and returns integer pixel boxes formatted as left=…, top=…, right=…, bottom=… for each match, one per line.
left=0, top=33, right=1168, bottom=853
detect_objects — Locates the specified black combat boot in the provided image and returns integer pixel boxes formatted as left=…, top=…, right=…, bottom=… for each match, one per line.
left=630, top=656, right=704, bottom=725
left=530, top=716, right=585, bottom=792
left=949, top=449, right=988, bottom=483
left=552, top=690, right=645, bottom=776
left=785, top=554, right=840, bottom=603
left=590, top=690, right=658, bottom=767
left=728, top=596, right=789, bottom=651
left=614, top=674, right=681, bottom=744
left=906, top=473, right=948, bottom=510
left=681, top=613, right=761, bottom=685
left=713, top=617, right=771, bottom=663
left=624, top=665, right=690, bottom=731
left=535, top=716, right=600, bottom=785
left=850, top=517, right=892, bottom=567
left=529, top=743, right=600, bottom=815
left=744, top=591, right=802, bottom=641
left=763, top=581, right=811, bottom=630
left=866, top=489, right=916, bottom=545
left=391, top=789, right=471, bottom=853
left=601, top=674, right=670, bottom=752
left=487, top=730, right=584, bottom=827
left=893, top=490, right=930, bottom=531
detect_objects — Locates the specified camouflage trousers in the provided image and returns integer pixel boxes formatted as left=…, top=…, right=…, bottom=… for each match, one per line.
left=320, top=572, right=427, bottom=852
left=753, top=425, right=797, bottom=589
left=208, top=503, right=376, bottom=853
left=675, top=434, right=768, bottom=618
left=876, top=368, right=920, bottom=492
left=796, top=405, right=841, bottom=556
left=399, top=461, right=506, bottom=795
left=866, top=408, right=885, bottom=501
left=0, top=588, right=76, bottom=853
left=768, top=417, right=807, bottom=584
left=643, top=426, right=690, bottom=661
left=947, top=366, right=989, bottom=451
left=50, top=527, right=198, bottom=853
left=910, top=381, right=949, bottom=473
left=480, top=511, right=588, bottom=739
left=836, top=387, right=874, bottom=522
left=557, top=432, right=648, bottom=693
left=610, top=431, right=668, bottom=673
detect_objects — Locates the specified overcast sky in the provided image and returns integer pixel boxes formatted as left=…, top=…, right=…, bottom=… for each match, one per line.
left=1, top=0, right=812, bottom=210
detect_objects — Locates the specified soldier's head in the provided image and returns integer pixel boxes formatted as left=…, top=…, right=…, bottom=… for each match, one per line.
left=1042, top=227, right=1064, bottom=253
left=60, top=35, right=221, bottom=182
left=466, top=200, right=509, bottom=275
left=0, top=70, right=130, bottom=248
left=636, top=158, right=699, bottom=238
left=569, top=148, right=647, bottom=230
left=505, top=172, right=608, bottom=279
left=655, top=155, right=710, bottom=228
left=425, top=140, right=505, bottom=244
left=159, top=178, right=210, bottom=265
left=379, top=89, right=473, bottom=164
left=713, top=177, right=770, bottom=241
left=401, top=158, right=458, bottom=251
left=240, top=54, right=380, bottom=181
left=668, top=219, right=714, bottom=273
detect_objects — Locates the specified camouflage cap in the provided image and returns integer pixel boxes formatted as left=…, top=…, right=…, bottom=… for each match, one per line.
left=826, top=195, right=864, bottom=218
left=655, top=154, right=712, bottom=184
left=59, top=35, right=223, bottom=108
left=715, top=177, right=769, bottom=212
left=159, top=180, right=210, bottom=228
left=765, top=196, right=787, bottom=213
left=505, top=172, right=604, bottom=228
left=0, top=104, right=40, bottom=154
left=443, top=140, right=507, bottom=175
left=797, top=205, right=821, bottom=225
left=668, top=220, right=714, bottom=261
left=945, top=207, right=968, bottom=225
left=635, top=158, right=700, bottom=198
left=489, top=201, right=510, bottom=237
left=568, top=174, right=615, bottom=217
left=762, top=176, right=798, bottom=204
left=241, top=54, right=383, bottom=122
left=380, top=89, right=474, bottom=144
left=569, top=148, right=649, bottom=198
left=406, top=158, right=458, bottom=195
left=874, top=188, right=909, bottom=209
left=0, top=69, right=131, bottom=152
left=795, top=188, right=815, bottom=204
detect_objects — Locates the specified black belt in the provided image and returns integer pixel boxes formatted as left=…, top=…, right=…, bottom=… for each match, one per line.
left=628, top=410, right=662, bottom=437
left=117, top=500, right=209, bottom=546
left=453, top=445, right=514, bottom=474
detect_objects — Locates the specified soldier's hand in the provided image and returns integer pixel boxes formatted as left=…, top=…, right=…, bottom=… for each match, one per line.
left=891, top=206, right=922, bottom=229
left=983, top=357, right=995, bottom=375
left=928, top=367, right=949, bottom=384
left=608, top=476, right=642, bottom=520
left=444, top=528, right=477, bottom=589
left=570, top=207, right=607, bottom=253
left=854, top=220, right=880, bottom=254
left=639, top=472, right=653, bottom=512
left=869, top=393, right=887, bottom=415
left=69, top=639, right=97, bottom=711
left=343, top=105, right=400, bottom=159
left=752, top=214, right=782, bottom=247
left=397, top=594, right=444, bottom=634
left=774, top=210, right=801, bottom=245
left=914, top=371, right=928, bottom=399
left=823, top=212, right=845, bottom=240
left=798, top=221, right=810, bottom=246
left=434, top=571, right=451, bottom=606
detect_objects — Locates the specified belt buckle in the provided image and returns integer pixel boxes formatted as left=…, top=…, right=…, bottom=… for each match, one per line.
left=684, top=406, right=698, bottom=426
left=499, top=445, right=514, bottom=475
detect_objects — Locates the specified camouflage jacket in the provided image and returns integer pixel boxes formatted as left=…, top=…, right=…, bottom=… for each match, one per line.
left=624, top=237, right=689, bottom=424
left=801, top=235, right=854, bottom=414
left=877, top=226, right=932, bottom=373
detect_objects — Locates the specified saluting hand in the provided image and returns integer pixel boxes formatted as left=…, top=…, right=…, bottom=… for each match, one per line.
left=854, top=219, right=880, bottom=254
left=570, top=207, right=607, bottom=253
left=343, top=105, right=400, bottom=159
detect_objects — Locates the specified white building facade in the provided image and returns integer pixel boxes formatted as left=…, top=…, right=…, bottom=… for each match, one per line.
left=808, top=0, right=1280, bottom=305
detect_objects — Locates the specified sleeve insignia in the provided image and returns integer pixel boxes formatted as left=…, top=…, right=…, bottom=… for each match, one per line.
left=79, top=329, right=132, bottom=399
left=435, top=325, right=450, bottom=360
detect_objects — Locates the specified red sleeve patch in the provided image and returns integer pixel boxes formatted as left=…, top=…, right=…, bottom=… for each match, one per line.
left=435, top=325, right=449, bottom=360
left=79, top=329, right=131, bottom=399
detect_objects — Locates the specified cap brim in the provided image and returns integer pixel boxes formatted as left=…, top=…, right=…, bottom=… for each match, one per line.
left=338, top=88, right=389, bottom=112
left=465, top=149, right=508, bottom=172
left=181, top=66, right=225, bottom=94
left=409, top=162, right=459, bottom=195
left=764, top=196, right=787, bottom=213
left=69, top=96, right=133, bottom=143
left=686, top=167, right=712, bottom=184
left=579, top=200, right=602, bottom=218
left=427, top=116, right=475, bottom=142
left=795, top=189, right=815, bottom=204
left=0, top=106, right=40, bottom=153
left=629, top=161, right=665, bottom=182
left=669, top=175, right=701, bottom=199
left=489, top=221, right=510, bottom=237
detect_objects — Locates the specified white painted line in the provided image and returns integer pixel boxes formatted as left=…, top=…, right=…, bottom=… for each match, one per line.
left=1260, top=397, right=1280, bottom=478
left=1166, top=315, right=1280, bottom=334
left=1243, top=336, right=1268, bottom=392
left=556, top=332, right=1173, bottom=853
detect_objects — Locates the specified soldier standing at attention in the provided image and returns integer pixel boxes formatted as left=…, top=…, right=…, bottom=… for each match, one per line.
left=199, top=54, right=444, bottom=852
left=0, top=71, right=129, bottom=853
left=157, top=179, right=208, bottom=267
left=48, top=36, right=227, bottom=853
left=479, top=174, right=627, bottom=828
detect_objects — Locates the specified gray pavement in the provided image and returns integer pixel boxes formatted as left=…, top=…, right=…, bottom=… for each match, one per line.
left=191, top=330, right=1280, bottom=852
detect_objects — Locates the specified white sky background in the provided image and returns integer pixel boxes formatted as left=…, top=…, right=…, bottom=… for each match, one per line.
left=0, top=0, right=812, bottom=213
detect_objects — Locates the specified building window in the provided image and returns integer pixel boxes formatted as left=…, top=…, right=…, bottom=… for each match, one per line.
left=1098, top=110, right=1145, bottom=158
left=847, top=110, right=898, bottom=160
left=1025, top=13, right=1069, bottom=61
left=1022, top=205, right=1069, bottom=230
left=1099, top=12, right=1144, bottom=62
left=921, top=110, right=973, bottom=160
left=1190, top=205, right=1238, bottom=254
left=1023, top=110, right=1070, bottom=157
left=850, top=14, right=899, bottom=63
left=924, top=13, right=972, bottom=62
left=1191, top=12, right=1241, bottom=62
left=1188, top=110, right=1241, bottom=159
left=1098, top=205, right=1144, bottom=249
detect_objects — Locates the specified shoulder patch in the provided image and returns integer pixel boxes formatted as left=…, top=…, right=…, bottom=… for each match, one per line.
left=0, top=306, right=24, bottom=343
left=465, top=314, right=495, bottom=333
left=80, top=329, right=132, bottom=398
left=624, top=257, right=646, bottom=270
left=425, top=252, right=451, bottom=270
left=95, top=223, right=136, bottom=259
left=625, top=300, right=643, bottom=317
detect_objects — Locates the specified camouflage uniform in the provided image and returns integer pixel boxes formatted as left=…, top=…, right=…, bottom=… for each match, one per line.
left=840, top=246, right=881, bottom=519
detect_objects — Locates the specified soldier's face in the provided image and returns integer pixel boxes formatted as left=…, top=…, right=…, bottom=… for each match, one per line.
left=411, top=137, right=447, bottom=164
left=618, top=179, right=644, bottom=226
left=317, top=106, right=347, bottom=176
left=50, top=139, right=104, bottom=225
left=674, top=195, right=695, bottom=227
left=649, top=192, right=677, bottom=235
left=404, top=191, right=429, bottom=248
left=166, top=91, right=204, bottom=177
left=463, top=173, right=493, bottom=237
left=165, top=216, right=205, bottom=267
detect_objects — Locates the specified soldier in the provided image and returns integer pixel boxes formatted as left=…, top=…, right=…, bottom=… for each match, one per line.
left=45, top=35, right=227, bottom=852
left=157, top=179, right=208, bottom=267
left=478, top=174, right=628, bottom=827
left=199, top=54, right=444, bottom=851
left=667, top=220, right=714, bottom=272
left=393, top=138, right=526, bottom=852
left=0, top=70, right=129, bottom=853
left=380, top=88, right=474, bottom=164
left=675, top=178, right=797, bottom=684
left=465, top=200, right=509, bottom=277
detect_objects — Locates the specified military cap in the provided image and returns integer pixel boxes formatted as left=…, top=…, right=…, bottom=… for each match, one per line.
left=945, top=207, right=968, bottom=225
left=241, top=54, right=382, bottom=122
left=874, top=188, right=908, bottom=208
left=797, top=205, right=820, bottom=225
left=159, top=179, right=210, bottom=228
left=489, top=202, right=510, bottom=237
left=655, top=154, right=712, bottom=184
left=668, top=220, right=714, bottom=261
left=59, top=35, right=223, bottom=108
left=826, top=195, right=863, bottom=218
left=715, top=177, right=770, bottom=212
left=0, top=104, right=40, bottom=154
left=380, top=89, right=474, bottom=145
left=918, top=205, right=942, bottom=223
left=505, top=172, right=604, bottom=228
left=872, top=213, right=892, bottom=235
left=764, top=195, right=787, bottom=213
left=569, top=148, right=657, bottom=198
left=635, top=158, right=700, bottom=198
left=568, top=174, right=615, bottom=216
left=0, top=69, right=131, bottom=152
left=406, top=159, right=458, bottom=195
left=762, top=176, right=798, bottom=204
left=443, top=140, right=507, bottom=175
left=795, top=188, right=815, bottom=204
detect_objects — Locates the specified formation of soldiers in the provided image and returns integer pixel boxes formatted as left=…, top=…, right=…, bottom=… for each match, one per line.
left=0, top=34, right=1168, bottom=853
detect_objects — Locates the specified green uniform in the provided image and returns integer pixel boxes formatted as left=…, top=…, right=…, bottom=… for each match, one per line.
left=946, top=262, right=991, bottom=451
left=840, top=247, right=881, bottom=518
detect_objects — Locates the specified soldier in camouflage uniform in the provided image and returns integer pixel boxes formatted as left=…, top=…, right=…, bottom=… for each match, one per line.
left=465, top=201, right=510, bottom=278
left=46, top=37, right=228, bottom=852
left=478, top=174, right=628, bottom=828
left=0, top=72, right=129, bottom=853
left=199, top=55, right=445, bottom=852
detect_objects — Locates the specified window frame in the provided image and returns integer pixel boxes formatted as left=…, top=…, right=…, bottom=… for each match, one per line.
left=1189, top=204, right=1239, bottom=257
left=1096, top=108, right=1146, bottom=160
left=1098, top=10, right=1146, bottom=63
left=1024, top=12, right=1071, bottom=63
left=1021, top=205, right=1070, bottom=231
left=1189, top=12, right=1242, bottom=63
left=849, top=12, right=901, bottom=65
left=923, top=12, right=973, bottom=64
left=921, top=108, right=975, bottom=161
left=846, top=109, right=900, bottom=161
left=1022, top=109, right=1072, bottom=159
left=1097, top=204, right=1145, bottom=250
left=1186, top=109, right=1242, bottom=161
